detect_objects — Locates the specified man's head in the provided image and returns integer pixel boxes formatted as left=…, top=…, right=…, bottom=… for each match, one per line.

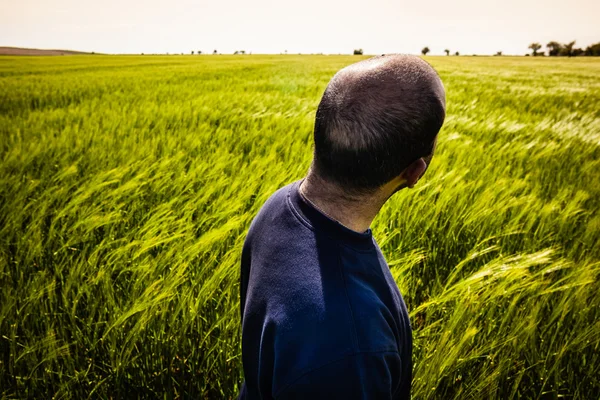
left=310, top=54, right=446, bottom=196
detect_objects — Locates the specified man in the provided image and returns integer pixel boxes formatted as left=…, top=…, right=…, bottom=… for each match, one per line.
left=238, top=54, right=446, bottom=399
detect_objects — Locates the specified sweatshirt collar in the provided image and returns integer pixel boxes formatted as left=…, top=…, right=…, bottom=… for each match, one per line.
left=288, top=179, right=375, bottom=250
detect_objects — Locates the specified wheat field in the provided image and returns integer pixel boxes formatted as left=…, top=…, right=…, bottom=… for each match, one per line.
left=1, top=55, right=599, bottom=399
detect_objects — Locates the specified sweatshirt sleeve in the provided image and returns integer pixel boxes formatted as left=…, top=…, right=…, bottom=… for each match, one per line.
left=275, top=351, right=403, bottom=400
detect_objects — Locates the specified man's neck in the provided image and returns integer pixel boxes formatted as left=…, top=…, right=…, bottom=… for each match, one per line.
left=299, top=173, right=393, bottom=233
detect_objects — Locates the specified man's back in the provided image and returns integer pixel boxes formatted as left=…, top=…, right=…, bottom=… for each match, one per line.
left=238, top=179, right=412, bottom=399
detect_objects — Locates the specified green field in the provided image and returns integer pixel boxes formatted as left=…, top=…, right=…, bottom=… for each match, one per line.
left=1, top=55, right=599, bottom=399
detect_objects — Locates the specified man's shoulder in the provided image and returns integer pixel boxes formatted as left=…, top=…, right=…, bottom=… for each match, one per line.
left=245, top=180, right=301, bottom=238
left=266, top=180, right=296, bottom=206
left=253, top=180, right=296, bottom=218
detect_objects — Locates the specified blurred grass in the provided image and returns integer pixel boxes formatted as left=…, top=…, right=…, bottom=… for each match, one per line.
left=0, top=55, right=599, bottom=399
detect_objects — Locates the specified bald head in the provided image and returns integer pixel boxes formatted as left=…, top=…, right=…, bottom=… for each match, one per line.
left=311, top=54, right=446, bottom=193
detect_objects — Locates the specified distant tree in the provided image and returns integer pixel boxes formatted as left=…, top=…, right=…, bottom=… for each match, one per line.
left=444, top=49, right=450, bottom=56
left=454, top=51, right=459, bottom=56
left=572, top=48, right=584, bottom=57
left=560, top=41, right=576, bottom=57
left=528, top=42, right=542, bottom=56
left=240, top=50, right=246, bottom=54
left=421, top=47, right=430, bottom=56
left=191, top=51, right=194, bottom=55
left=213, top=49, right=218, bottom=54
left=546, top=41, right=562, bottom=56
left=495, top=51, right=502, bottom=56
left=285, top=49, right=288, bottom=54
left=198, top=50, right=202, bottom=55
left=353, top=48, right=364, bottom=55
left=234, top=51, right=239, bottom=55
left=584, top=43, right=600, bottom=56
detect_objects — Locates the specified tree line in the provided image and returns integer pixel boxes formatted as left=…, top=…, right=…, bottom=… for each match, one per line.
left=417, top=41, right=599, bottom=57
left=175, top=42, right=600, bottom=57
left=528, top=41, right=600, bottom=57
left=420, top=47, right=459, bottom=56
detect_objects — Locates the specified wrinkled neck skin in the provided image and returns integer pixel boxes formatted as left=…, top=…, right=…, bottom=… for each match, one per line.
left=299, top=171, right=401, bottom=234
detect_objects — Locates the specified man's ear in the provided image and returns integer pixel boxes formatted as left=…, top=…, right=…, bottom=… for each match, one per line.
left=402, top=158, right=427, bottom=188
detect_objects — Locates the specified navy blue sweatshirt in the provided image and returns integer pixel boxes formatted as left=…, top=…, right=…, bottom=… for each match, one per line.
left=238, top=179, right=412, bottom=399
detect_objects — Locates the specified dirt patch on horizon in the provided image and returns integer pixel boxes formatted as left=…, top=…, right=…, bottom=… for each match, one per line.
left=0, top=47, right=91, bottom=56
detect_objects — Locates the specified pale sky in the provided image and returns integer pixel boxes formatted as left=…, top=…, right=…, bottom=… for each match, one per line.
left=1, top=0, right=598, bottom=55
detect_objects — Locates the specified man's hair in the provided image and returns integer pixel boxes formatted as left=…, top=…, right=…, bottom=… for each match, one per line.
left=311, top=54, right=446, bottom=194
